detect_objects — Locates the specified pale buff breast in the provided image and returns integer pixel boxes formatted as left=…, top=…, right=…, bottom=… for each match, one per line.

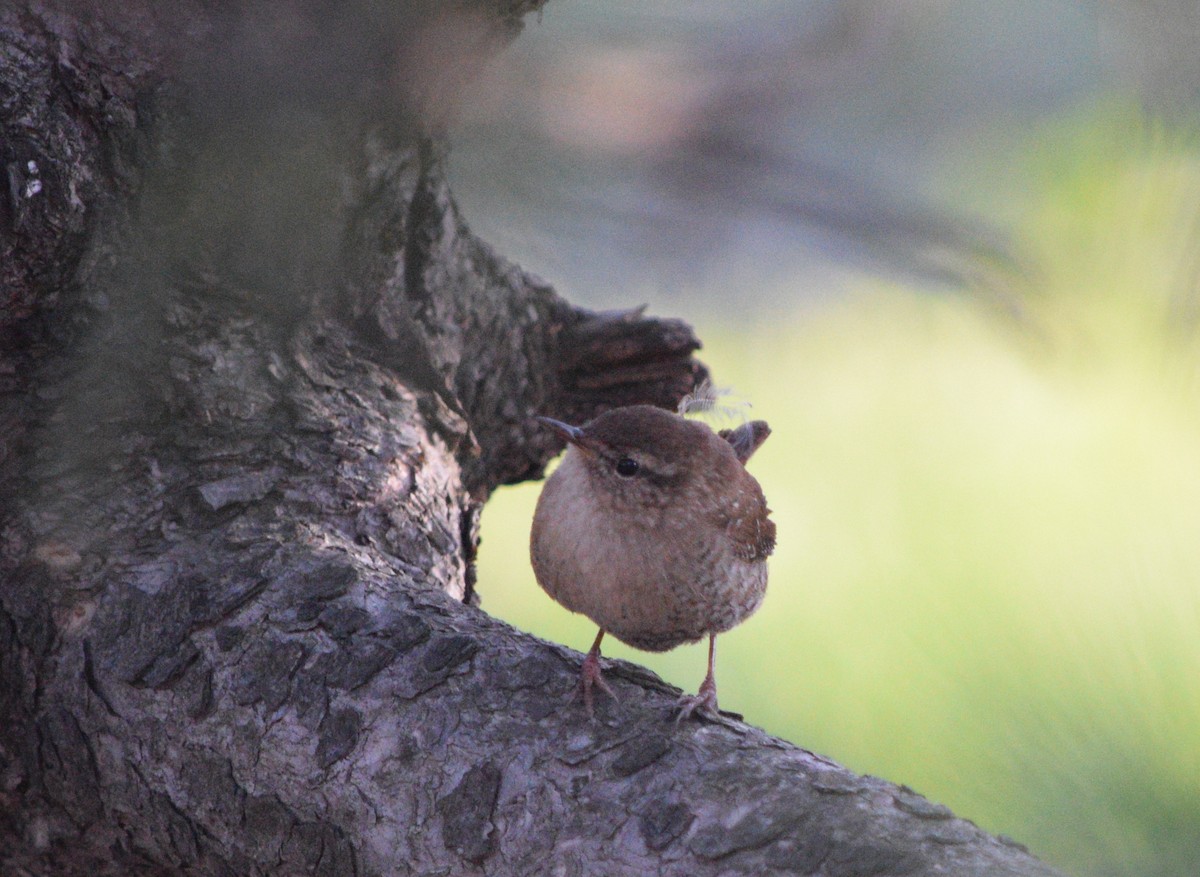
left=530, top=449, right=769, bottom=652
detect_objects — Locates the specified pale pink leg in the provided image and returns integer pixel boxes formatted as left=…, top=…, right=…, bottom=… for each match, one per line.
left=577, top=628, right=616, bottom=715
left=676, top=633, right=720, bottom=721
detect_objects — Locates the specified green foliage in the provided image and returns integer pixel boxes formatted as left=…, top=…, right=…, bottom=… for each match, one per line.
left=478, top=105, right=1200, bottom=877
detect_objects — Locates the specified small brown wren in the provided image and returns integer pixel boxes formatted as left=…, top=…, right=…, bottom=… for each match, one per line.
left=530, top=404, right=775, bottom=718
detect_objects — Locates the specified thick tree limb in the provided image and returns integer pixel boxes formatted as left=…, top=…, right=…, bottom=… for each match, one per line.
left=0, top=3, right=1062, bottom=875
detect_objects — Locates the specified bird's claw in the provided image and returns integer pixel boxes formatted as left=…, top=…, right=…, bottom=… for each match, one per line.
left=674, top=678, right=719, bottom=723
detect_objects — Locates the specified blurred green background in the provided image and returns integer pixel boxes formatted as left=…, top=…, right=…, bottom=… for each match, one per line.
left=455, top=4, right=1200, bottom=876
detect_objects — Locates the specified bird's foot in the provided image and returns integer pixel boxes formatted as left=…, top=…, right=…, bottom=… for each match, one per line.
left=576, top=650, right=617, bottom=716
left=674, top=676, right=719, bottom=722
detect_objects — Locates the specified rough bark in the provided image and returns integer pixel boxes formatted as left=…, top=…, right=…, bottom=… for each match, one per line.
left=0, top=3, right=1062, bottom=876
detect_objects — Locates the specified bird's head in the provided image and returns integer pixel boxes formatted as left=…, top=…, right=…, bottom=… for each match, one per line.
left=537, top=405, right=769, bottom=510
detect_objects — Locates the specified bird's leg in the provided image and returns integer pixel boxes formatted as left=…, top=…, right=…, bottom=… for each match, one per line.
left=577, top=628, right=617, bottom=715
left=676, top=633, right=720, bottom=721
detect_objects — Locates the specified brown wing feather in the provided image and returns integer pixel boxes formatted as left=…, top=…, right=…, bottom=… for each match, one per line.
left=717, top=475, right=776, bottom=562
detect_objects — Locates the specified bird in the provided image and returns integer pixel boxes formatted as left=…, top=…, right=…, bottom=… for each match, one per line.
left=530, top=404, right=775, bottom=719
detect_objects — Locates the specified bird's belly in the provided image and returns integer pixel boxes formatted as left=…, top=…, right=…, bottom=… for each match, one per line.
left=610, top=552, right=767, bottom=652
left=532, top=496, right=767, bottom=652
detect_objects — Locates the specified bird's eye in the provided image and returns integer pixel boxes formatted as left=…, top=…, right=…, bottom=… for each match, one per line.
left=615, top=457, right=640, bottom=477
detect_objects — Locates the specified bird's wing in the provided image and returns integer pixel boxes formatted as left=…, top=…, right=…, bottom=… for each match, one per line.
left=716, top=478, right=776, bottom=562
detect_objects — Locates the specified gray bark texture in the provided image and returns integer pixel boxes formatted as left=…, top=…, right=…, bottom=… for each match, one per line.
left=0, top=3, right=1063, bottom=875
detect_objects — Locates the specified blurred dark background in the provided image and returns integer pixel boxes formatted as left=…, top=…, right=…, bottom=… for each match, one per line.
left=451, top=1, right=1141, bottom=308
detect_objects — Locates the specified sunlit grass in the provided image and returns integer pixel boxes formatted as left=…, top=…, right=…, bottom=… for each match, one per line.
left=476, top=106, right=1200, bottom=877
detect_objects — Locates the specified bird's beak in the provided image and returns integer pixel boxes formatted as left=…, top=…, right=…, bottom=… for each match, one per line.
left=537, top=416, right=599, bottom=452
left=537, top=416, right=584, bottom=443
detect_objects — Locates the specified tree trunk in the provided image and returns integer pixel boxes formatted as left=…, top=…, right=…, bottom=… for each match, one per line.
left=0, top=3, right=1062, bottom=875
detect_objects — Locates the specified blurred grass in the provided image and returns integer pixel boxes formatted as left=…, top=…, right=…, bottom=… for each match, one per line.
left=476, top=105, right=1200, bottom=877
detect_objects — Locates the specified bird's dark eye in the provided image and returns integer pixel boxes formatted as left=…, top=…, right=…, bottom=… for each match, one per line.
left=615, top=457, right=639, bottom=477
